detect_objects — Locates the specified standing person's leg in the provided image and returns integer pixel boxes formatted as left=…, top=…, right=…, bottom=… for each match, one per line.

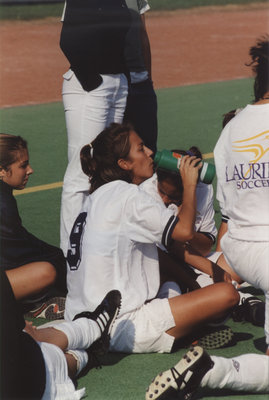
left=124, top=79, right=158, bottom=153
left=106, top=73, right=129, bottom=126
left=60, top=73, right=128, bottom=254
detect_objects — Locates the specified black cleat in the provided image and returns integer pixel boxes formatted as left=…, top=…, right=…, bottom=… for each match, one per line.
left=73, top=290, right=121, bottom=355
left=145, top=346, right=214, bottom=400
left=192, top=325, right=234, bottom=349
left=232, top=296, right=265, bottom=327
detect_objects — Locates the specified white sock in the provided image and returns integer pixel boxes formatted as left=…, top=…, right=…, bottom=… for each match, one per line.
left=54, top=318, right=102, bottom=350
left=65, top=349, right=89, bottom=376
left=201, top=354, right=269, bottom=393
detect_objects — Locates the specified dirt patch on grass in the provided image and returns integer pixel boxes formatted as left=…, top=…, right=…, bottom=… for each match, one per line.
left=0, top=3, right=268, bottom=107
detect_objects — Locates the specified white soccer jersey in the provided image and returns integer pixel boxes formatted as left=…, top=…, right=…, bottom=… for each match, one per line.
left=141, top=174, right=217, bottom=239
left=214, top=103, right=269, bottom=241
left=140, top=174, right=164, bottom=204
left=64, top=180, right=177, bottom=321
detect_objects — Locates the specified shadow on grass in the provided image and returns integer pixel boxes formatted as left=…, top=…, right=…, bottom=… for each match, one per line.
left=197, top=387, right=269, bottom=399
left=232, top=331, right=253, bottom=344
left=173, top=327, right=253, bottom=352
left=99, top=351, right=131, bottom=366
left=254, top=336, right=267, bottom=353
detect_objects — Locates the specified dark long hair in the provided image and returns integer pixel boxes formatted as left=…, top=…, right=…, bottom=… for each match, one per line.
left=0, top=133, right=28, bottom=170
left=248, top=35, right=269, bottom=102
left=80, top=123, right=133, bottom=193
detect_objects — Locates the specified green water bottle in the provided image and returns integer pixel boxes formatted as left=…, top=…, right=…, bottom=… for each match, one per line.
left=154, top=149, right=215, bottom=184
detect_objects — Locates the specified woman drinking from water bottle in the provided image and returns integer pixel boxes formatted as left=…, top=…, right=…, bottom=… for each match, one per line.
left=64, top=122, right=239, bottom=354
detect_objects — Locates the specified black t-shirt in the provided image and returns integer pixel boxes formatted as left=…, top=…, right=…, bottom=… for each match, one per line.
left=0, top=181, right=66, bottom=292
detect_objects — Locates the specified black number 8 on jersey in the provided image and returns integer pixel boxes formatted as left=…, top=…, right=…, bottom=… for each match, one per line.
left=67, top=212, right=87, bottom=270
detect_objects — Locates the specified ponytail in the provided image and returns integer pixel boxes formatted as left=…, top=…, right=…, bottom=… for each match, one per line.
left=80, top=123, right=133, bottom=193
left=80, top=143, right=97, bottom=178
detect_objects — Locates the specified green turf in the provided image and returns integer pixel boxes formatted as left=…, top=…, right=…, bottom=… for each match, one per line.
left=0, top=0, right=267, bottom=20
left=0, top=102, right=66, bottom=246
left=0, top=102, right=67, bottom=187
left=149, top=0, right=268, bottom=11
left=0, top=78, right=253, bottom=245
left=1, top=78, right=266, bottom=399
left=157, top=78, right=254, bottom=153
left=76, top=318, right=267, bottom=400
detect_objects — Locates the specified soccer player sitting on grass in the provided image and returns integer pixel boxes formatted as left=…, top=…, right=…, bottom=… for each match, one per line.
left=140, top=146, right=265, bottom=327
left=0, top=133, right=67, bottom=320
left=63, top=122, right=239, bottom=354
left=0, top=269, right=121, bottom=399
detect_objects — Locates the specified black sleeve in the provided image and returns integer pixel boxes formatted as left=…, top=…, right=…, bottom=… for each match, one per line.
left=197, top=231, right=216, bottom=244
left=162, top=215, right=179, bottom=249
left=221, top=214, right=229, bottom=223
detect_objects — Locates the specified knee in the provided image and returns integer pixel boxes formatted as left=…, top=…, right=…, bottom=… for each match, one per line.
left=41, top=262, right=57, bottom=287
left=223, top=283, right=240, bottom=308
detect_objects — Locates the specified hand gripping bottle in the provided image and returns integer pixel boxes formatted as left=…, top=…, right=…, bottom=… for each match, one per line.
left=154, top=149, right=215, bottom=184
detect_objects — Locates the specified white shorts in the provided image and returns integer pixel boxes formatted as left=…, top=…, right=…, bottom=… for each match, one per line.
left=40, top=342, right=85, bottom=400
left=221, top=234, right=269, bottom=346
left=110, top=296, right=176, bottom=354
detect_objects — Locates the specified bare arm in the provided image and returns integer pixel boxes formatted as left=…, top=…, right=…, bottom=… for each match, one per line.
left=188, top=232, right=214, bottom=256
left=171, top=156, right=201, bottom=242
left=170, top=240, right=231, bottom=283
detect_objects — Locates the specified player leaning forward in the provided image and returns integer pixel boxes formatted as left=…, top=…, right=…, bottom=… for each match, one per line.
left=214, top=37, right=269, bottom=355
left=64, top=123, right=239, bottom=353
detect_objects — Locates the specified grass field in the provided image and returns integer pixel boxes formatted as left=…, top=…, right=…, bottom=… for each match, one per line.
left=0, top=77, right=254, bottom=246
left=0, top=5, right=267, bottom=397
left=0, top=0, right=267, bottom=20
left=1, top=77, right=266, bottom=400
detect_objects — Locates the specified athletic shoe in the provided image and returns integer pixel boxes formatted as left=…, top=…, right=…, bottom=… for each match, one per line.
left=232, top=296, right=265, bottom=327
left=73, top=290, right=122, bottom=355
left=192, top=325, right=234, bottom=349
left=145, top=346, right=214, bottom=400
left=24, top=297, right=66, bottom=320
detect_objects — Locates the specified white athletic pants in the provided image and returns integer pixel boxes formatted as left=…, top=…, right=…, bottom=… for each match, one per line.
left=221, top=234, right=269, bottom=348
left=60, top=70, right=128, bottom=255
left=201, top=353, right=269, bottom=393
